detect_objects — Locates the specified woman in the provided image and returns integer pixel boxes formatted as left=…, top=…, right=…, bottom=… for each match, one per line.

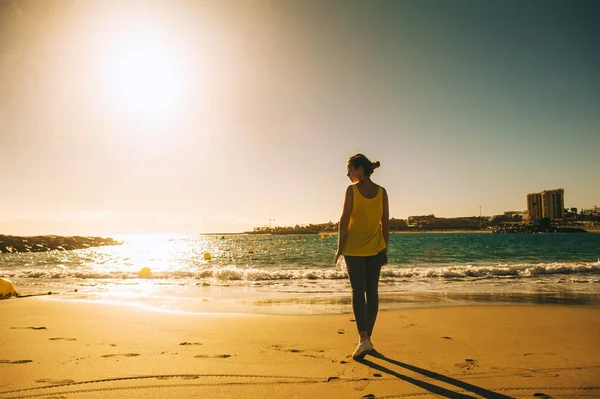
left=334, top=153, right=389, bottom=360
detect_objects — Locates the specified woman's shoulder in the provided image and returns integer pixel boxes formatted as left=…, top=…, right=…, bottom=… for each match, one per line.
left=379, top=185, right=388, bottom=200
left=375, top=184, right=387, bottom=198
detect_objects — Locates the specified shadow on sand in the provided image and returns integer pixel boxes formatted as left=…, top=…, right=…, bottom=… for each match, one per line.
left=356, top=351, right=514, bottom=399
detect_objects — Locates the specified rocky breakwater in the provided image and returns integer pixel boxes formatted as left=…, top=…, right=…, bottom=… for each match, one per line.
left=0, top=235, right=122, bottom=253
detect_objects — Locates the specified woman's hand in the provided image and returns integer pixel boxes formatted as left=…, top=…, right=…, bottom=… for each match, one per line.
left=334, top=250, right=342, bottom=264
left=383, top=249, right=388, bottom=265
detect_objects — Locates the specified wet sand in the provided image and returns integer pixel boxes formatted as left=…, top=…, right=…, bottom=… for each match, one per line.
left=1, top=298, right=599, bottom=398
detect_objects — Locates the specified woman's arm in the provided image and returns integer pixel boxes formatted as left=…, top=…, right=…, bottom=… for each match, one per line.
left=334, top=185, right=353, bottom=263
left=381, top=187, right=389, bottom=265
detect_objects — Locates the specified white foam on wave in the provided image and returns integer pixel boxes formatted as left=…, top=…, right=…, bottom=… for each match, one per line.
left=1, top=260, right=599, bottom=282
left=380, top=261, right=600, bottom=279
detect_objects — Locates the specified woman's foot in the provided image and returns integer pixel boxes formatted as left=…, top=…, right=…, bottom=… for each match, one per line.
left=352, top=338, right=373, bottom=360
left=368, top=337, right=375, bottom=352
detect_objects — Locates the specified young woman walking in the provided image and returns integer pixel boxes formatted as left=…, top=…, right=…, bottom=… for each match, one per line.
left=334, top=153, right=389, bottom=360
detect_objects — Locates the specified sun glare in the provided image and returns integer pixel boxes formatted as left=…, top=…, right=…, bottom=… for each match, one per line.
left=95, top=17, right=187, bottom=124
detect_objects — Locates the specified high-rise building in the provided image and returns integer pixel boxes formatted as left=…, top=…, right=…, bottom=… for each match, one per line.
left=541, top=189, right=564, bottom=220
left=527, top=193, right=542, bottom=221
left=527, top=189, right=564, bottom=221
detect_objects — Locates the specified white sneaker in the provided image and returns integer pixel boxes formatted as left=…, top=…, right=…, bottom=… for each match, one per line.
left=352, top=339, right=373, bottom=360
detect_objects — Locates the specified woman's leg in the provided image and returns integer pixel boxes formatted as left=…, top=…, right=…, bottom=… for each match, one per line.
left=345, top=255, right=368, bottom=337
left=365, top=251, right=383, bottom=338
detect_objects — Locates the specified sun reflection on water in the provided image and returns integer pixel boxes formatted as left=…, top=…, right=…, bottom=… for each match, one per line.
left=88, top=234, right=213, bottom=274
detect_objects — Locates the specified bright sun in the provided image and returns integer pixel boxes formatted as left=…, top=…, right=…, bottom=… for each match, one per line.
left=96, top=18, right=187, bottom=124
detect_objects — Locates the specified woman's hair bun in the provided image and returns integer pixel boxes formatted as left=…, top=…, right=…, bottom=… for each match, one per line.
left=347, top=153, right=379, bottom=176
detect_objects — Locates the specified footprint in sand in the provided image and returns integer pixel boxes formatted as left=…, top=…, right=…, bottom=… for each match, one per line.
left=441, top=336, right=453, bottom=340
left=179, top=342, right=203, bottom=346
left=302, top=353, right=326, bottom=359
left=270, top=345, right=304, bottom=353
left=101, top=353, right=140, bottom=358
left=337, top=329, right=346, bottom=335
left=194, top=354, right=232, bottom=359
left=0, top=359, right=33, bottom=364
left=455, top=358, right=480, bottom=371
left=353, top=379, right=370, bottom=391
left=10, top=327, right=46, bottom=330
left=49, top=337, right=77, bottom=341
left=269, top=345, right=328, bottom=360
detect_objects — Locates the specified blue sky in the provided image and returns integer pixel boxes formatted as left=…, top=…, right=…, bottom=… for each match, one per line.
left=0, top=0, right=598, bottom=234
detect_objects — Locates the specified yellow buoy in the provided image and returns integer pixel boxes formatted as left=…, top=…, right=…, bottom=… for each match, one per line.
left=275, top=243, right=279, bottom=247
left=138, top=267, right=152, bottom=278
left=0, top=277, right=19, bottom=299
left=248, top=247, right=254, bottom=253
left=283, top=241, right=287, bottom=245
left=262, top=245, right=268, bottom=250
left=204, top=252, right=211, bottom=260
left=329, top=233, right=333, bottom=238
left=320, top=234, right=325, bottom=240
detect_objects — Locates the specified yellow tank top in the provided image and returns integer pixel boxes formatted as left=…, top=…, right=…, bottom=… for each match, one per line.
left=342, top=184, right=387, bottom=256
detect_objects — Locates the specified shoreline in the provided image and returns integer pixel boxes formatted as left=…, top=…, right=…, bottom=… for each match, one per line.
left=5, top=288, right=599, bottom=316
left=1, top=298, right=598, bottom=398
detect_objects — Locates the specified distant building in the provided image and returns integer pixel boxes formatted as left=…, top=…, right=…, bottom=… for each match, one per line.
left=527, top=193, right=543, bottom=221
left=407, top=214, right=436, bottom=227
left=527, top=189, right=564, bottom=221
left=503, top=211, right=526, bottom=219
left=542, top=189, right=565, bottom=220
left=582, top=206, right=600, bottom=216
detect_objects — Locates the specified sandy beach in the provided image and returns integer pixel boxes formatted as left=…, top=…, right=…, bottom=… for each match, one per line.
left=1, top=298, right=598, bottom=399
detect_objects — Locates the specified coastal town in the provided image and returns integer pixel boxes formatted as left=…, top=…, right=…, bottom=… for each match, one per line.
left=251, top=188, right=600, bottom=234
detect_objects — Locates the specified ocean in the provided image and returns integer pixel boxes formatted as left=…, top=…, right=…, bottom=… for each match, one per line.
left=1, top=232, right=599, bottom=314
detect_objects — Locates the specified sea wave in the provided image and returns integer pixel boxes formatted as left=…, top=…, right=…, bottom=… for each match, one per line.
left=380, top=261, right=600, bottom=279
left=1, top=261, right=599, bottom=282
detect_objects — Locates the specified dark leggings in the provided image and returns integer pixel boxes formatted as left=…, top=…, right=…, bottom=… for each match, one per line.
left=345, top=251, right=384, bottom=336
